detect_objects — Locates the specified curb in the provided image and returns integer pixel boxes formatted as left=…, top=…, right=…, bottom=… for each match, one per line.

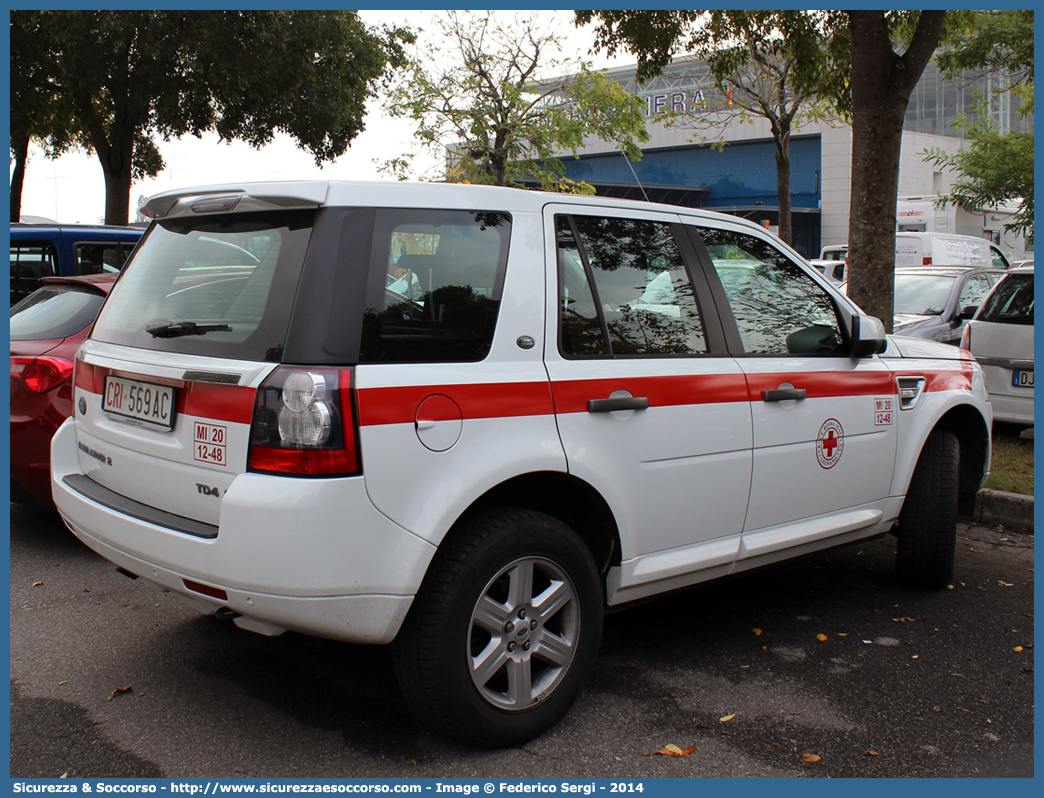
left=963, top=489, right=1034, bottom=532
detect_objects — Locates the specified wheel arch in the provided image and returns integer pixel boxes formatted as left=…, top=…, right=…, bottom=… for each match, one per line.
left=451, top=471, right=622, bottom=577
left=936, top=404, right=991, bottom=515
left=895, top=403, right=991, bottom=518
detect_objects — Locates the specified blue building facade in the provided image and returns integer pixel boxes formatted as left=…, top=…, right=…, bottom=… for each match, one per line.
left=539, top=57, right=1029, bottom=260
left=558, top=136, right=822, bottom=258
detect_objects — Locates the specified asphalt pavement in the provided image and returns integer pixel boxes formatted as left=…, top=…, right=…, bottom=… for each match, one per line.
left=10, top=502, right=1034, bottom=779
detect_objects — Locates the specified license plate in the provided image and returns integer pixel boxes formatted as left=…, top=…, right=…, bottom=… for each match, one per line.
left=1012, top=370, right=1034, bottom=388
left=103, top=376, right=177, bottom=430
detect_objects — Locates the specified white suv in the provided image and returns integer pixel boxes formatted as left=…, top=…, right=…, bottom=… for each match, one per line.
left=52, top=181, right=991, bottom=746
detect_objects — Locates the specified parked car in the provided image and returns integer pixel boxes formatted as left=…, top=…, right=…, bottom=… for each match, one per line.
left=1009, top=258, right=1034, bottom=270
left=809, top=258, right=846, bottom=283
left=809, top=244, right=848, bottom=282
left=52, top=181, right=991, bottom=747
left=11, top=274, right=117, bottom=508
left=818, top=244, right=848, bottom=261
left=887, top=266, right=1006, bottom=345
left=894, top=231, right=1010, bottom=270
left=961, top=265, right=1034, bottom=426
left=10, top=222, right=143, bottom=305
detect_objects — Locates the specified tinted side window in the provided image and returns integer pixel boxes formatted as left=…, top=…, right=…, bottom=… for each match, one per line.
left=698, top=227, right=844, bottom=355
left=978, top=273, right=1034, bottom=325
left=10, top=241, right=59, bottom=304
left=559, top=214, right=707, bottom=357
left=360, top=210, right=510, bottom=363
left=74, top=242, right=124, bottom=275
left=557, top=217, right=606, bottom=356
left=956, top=274, right=992, bottom=313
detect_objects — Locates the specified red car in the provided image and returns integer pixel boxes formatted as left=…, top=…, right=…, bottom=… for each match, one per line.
left=10, top=273, right=116, bottom=508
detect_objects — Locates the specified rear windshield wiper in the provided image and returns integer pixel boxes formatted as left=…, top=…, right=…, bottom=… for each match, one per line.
left=145, top=321, right=232, bottom=338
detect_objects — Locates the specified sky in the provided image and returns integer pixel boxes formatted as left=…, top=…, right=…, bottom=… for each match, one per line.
left=14, top=10, right=634, bottom=225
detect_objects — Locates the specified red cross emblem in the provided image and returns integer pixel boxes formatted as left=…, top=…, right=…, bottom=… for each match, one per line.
left=816, top=419, right=844, bottom=469
left=822, top=429, right=839, bottom=458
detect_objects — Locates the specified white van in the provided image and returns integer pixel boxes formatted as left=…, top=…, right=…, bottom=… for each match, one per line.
left=895, top=232, right=1010, bottom=270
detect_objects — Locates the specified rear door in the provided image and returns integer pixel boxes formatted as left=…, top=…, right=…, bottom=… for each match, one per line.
left=543, top=205, right=753, bottom=603
left=351, top=207, right=567, bottom=542
left=683, top=220, right=898, bottom=561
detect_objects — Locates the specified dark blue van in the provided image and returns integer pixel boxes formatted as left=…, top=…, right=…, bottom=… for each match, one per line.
left=10, top=223, right=145, bottom=304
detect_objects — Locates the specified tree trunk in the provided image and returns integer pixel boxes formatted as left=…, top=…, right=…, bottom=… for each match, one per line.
left=91, top=122, right=135, bottom=225
left=775, top=140, right=793, bottom=246
left=771, top=101, right=793, bottom=246
left=10, top=128, right=30, bottom=223
left=79, top=71, right=137, bottom=225
left=846, top=10, right=946, bottom=332
left=101, top=165, right=134, bottom=226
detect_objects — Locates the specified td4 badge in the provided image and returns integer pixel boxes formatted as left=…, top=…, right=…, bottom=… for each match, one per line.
left=816, top=419, right=844, bottom=469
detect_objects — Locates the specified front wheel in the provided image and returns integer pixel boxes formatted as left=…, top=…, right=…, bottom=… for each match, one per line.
left=895, top=429, right=960, bottom=588
left=393, top=508, right=604, bottom=747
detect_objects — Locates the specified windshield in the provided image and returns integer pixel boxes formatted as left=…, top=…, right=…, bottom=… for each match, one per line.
left=91, top=211, right=314, bottom=361
left=893, top=274, right=956, bottom=316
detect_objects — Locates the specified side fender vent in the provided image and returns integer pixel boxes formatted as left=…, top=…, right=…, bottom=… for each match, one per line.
left=898, top=376, right=927, bottom=410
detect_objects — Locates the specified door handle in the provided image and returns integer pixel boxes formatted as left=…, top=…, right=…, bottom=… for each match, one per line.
left=588, top=396, right=649, bottom=413
left=763, top=388, right=807, bottom=402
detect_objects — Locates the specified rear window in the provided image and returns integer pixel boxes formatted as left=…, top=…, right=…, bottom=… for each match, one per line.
left=978, top=272, right=1034, bottom=325
left=91, top=211, right=314, bottom=361
left=10, top=284, right=107, bottom=340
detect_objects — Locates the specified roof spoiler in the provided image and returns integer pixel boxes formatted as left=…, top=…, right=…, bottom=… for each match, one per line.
left=139, top=181, right=329, bottom=220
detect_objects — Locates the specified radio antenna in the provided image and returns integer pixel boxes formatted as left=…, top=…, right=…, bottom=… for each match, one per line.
left=622, top=150, right=650, bottom=203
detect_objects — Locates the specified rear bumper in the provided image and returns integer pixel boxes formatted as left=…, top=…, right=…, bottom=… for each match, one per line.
left=51, top=419, right=436, bottom=644
left=989, top=392, right=1034, bottom=426
left=982, top=364, right=1033, bottom=425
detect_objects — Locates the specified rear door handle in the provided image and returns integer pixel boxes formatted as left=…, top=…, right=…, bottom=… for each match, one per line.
left=762, top=388, right=807, bottom=402
left=588, top=396, right=649, bottom=413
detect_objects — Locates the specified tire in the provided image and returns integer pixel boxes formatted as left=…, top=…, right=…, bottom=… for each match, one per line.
left=896, top=429, right=960, bottom=588
left=393, top=508, right=604, bottom=747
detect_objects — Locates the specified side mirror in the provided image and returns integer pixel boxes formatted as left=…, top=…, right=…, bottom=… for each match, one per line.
left=957, top=305, right=978, bottom=320
left=850, top=314, right=887, bottom=358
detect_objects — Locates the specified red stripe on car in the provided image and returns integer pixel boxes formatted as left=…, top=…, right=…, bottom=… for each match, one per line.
left=550, top=374, right=749, bottom=415
left=742, top=370, right=896, bottom=401
left=895, top=367, right=974, bottom=394
left=76, top=361, right=255, bottom=424
left=357, top=381, right=556, bottom=426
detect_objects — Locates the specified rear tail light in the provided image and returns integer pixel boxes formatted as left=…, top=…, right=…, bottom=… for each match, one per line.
left=923, top=256, right=933, bottom=265
left=11, top=356, right=74, bottom=394
left=248, top=366, right=360, bottom=477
